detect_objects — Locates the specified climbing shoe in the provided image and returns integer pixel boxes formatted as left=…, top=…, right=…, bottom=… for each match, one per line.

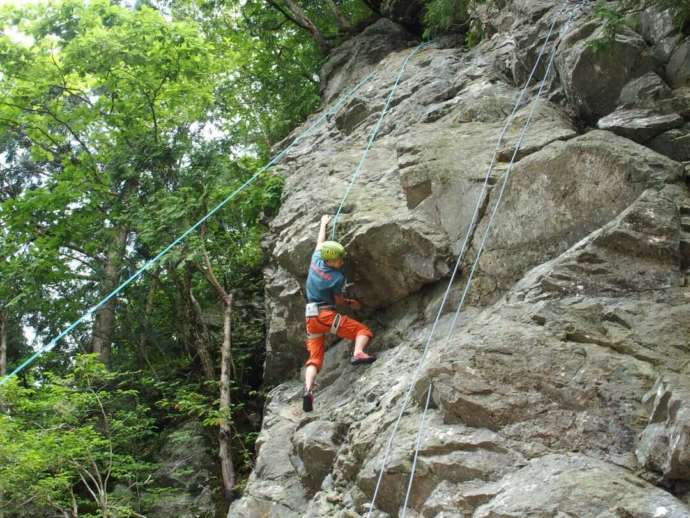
left=303, top=389, right=314, bottom=412
left=350, top=352, right=377, bottom=366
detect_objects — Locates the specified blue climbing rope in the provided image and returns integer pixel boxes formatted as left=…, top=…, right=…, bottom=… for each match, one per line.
left=331, top=42, right=431, bottom=241
left=366, top=4, right=579, bottom=514
left=0, top=71, right=376, bottom=387
left=398, top=11, right=576, bottom=515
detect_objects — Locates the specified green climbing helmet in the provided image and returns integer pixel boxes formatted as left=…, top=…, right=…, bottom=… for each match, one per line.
left=320, top=241, right=346, bottom=261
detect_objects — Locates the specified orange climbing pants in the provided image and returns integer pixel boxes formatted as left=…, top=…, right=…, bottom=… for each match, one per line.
left=305, top=309, right=373, bottom=372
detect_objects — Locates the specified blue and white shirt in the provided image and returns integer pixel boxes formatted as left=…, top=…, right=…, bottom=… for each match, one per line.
left=305, top=250, right=345, bottom=307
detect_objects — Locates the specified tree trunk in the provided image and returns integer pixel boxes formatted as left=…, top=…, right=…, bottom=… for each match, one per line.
left=194, top=243, right=236, bottom=501
left=0, top=310, right=7, bottom=377
left=187, top=284, right=216, bottom=380
left=137, top=272, right=159, bottom=376
left=90, top=225, right=129, bottom=367
left=219, top=294, right=235, bottom=500
left=268, top=0, right=331, bottom=51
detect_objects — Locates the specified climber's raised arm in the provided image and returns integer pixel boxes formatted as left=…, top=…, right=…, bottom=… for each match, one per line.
left=315, top=214, right=331, bottom=251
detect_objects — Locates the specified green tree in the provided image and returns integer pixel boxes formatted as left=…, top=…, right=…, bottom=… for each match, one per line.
left=0, top=0, right=223, bottom=366
left=0, top=355, right=157, bottom=517
left=0, top=0, right=371, bottom=510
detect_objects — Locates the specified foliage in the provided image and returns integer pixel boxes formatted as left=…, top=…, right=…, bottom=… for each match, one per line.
left=162, top=0, right=377, bottom=149
left=0, top=0, right=299, bottom=510
left=0, top=355, right=157, bottom=517
left=0, top=0, right=226, bottom=364
left=0, top=0, right=392, bottom=512
left=422, top=0, right=485, bottom=43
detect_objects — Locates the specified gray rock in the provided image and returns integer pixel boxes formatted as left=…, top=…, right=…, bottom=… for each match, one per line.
left=234, top=7, right=690, bottom=517
left=356, top=411, right=521, bottom=515
left=674, top=87, right=690, bottom=118
left=637, top=374, right=690, bottom=482
left=640, top=7, right=678, bottom=45
left=650, top=124, right=690, bottom=162
left=512, top=185, right=685, bottom=300
left=597, top=108, right=684, bottom=143
left=291, top=419, right=344, bottom=494
left=320, top=19, right=417, bottom=104
left=618, top=72, right=674, bottom=108
left=617, top=72, right=690, bottom=118
left=668, top=39, right=690, bottom=88
left=447, top=80, right=522, bottom=124
left=227, top=383, right=308, bottom=517
left=656, top=33, right=684, bottom=64
left=503, top=4, right=572, bottom=86
left=397, top=101, right=576, bottom=256
left=471, top=131, right=682, bottom=303
left=557, top=23, right=655, bottom=121
left=153, top=422, right=214, bottom=489
left=262, top=264, right=308, bottom=385
left=474, top=454, right=690, bottom=517
left=149, top=490, right=215, bottom=518
left=420, top=480, right=492, bottom=517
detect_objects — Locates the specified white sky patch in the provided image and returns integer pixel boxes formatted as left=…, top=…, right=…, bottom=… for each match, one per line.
left=193, top=120, right=225, bottom=142
left=22, top=324, right=37, bottom=347
left=3, top=25, right=34, bottom=46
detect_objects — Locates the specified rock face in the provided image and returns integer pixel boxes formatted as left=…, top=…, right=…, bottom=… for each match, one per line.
left=232, top=1, right=690, bottom=516
left=640, top=6, right=683, bottom=63
left=668, top=40, right=690, bottom=89
left=638, top=374, right=690, bottom=483
left=556, top=22, right=655, bottom=121
left=474, top=454, right=690, bottom=518
left=597, top=108, right=684, bottom=143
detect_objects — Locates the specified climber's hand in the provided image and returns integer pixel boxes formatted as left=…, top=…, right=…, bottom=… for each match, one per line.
left=320, top=214, right=332, bottom=226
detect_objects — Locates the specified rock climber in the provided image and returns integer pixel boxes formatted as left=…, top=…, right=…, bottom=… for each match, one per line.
left=302, top=214, right=376, bottom=412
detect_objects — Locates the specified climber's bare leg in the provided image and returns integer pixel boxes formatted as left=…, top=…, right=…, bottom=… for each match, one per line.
left=353, top=334, right=371, bottom=357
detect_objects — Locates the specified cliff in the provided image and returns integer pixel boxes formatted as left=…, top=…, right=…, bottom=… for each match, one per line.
left=231, top=1, right=690, bottom=516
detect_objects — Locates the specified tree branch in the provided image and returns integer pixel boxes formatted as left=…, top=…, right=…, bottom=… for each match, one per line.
left=265, top=0, right=331, bottom=51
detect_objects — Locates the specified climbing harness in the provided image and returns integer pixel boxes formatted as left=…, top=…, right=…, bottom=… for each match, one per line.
left=331, top=41, right=432, bottom=241
left=330, top=313, right=343, bottom=335
left=305, top=302, right=320, bottom=318
left=365, top=3, right=584, bottom=515
left=305, top=311, right=342, bottom=340
left=0, top=70, right=378, bottom=387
